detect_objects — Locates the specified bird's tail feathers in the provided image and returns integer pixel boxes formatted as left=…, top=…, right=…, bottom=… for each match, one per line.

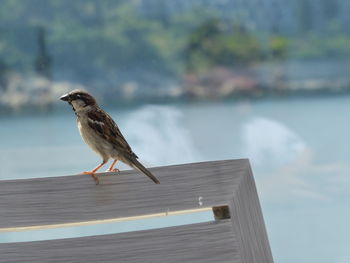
left=130, top=159, right=160, bottom=184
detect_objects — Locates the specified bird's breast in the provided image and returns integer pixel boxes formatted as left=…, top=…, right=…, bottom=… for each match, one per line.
left=77, top=118, right=112, bottom=159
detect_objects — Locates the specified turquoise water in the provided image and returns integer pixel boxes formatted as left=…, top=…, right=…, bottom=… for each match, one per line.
left=1, top=96, right=350, bottom=262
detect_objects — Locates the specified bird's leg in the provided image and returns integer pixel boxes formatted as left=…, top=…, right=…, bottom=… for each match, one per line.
left=82, top=160, right=107, bottom=185
left=106, top=160, right=119, bottom=173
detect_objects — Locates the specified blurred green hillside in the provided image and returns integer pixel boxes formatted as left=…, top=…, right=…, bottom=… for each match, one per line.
left=1, top=0, right=350, bottom=81
left=1, top=0, right=350, bottom=113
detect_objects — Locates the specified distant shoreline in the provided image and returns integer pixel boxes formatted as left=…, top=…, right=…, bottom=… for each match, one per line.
left=1, top=88, right=350, bottom=117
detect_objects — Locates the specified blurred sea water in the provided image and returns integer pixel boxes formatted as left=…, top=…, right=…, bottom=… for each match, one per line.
left=1, top=96, right=350, bottom=263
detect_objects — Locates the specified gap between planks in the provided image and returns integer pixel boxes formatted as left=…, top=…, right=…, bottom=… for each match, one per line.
left=0, top=206, right=229, bottom=233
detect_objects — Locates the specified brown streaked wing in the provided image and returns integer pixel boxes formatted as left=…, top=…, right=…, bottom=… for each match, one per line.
left=87, top=108, right=138, bottom=158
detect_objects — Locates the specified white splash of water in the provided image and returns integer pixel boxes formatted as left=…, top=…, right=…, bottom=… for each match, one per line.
left=118, top=105, right=201, bottom=167
left=241, top=117, right=306, bottom=168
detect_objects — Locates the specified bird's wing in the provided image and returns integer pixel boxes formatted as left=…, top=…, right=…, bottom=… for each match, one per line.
left=87, top=109, right=138, bottom=158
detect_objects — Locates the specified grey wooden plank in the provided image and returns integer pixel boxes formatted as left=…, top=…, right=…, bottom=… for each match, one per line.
left=229, top=165, right=274, bottom=263
left=0, top=220, right=241, bottom=263
left=0, top=159, right=274, bottom=263
left=0, top=159, right=247, bottom=228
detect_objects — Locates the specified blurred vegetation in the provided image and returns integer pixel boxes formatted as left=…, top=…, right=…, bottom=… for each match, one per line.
left=0, top=0, right=350, bottom=81
left=185, top=19, right=261, bottom=72
left=289, top=33, right=350, bottom=59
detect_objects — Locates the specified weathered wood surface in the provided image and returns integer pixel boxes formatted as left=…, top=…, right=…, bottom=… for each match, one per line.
left=0, top=159, right=274, bottom=263
left=0, top=159, right=246, bottom=228
left=0, top=220, right=240, bottom=263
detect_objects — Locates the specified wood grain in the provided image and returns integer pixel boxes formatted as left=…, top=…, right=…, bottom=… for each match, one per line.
left=0, top=220, right=240, bottom=263
left=0, top=159, right=274, bottom=263
left=229, top=163, right=274, bottom=263
left=0, top=159, right=245, bottom=228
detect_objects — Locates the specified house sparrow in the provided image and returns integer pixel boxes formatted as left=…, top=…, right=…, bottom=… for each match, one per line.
left=60, top=89, right=160, bottom=185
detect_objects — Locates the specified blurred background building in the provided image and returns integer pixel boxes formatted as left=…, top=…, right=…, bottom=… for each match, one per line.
left=139, top=0, right=349, bottom=35
left=1, top=0, right=350, bottom=111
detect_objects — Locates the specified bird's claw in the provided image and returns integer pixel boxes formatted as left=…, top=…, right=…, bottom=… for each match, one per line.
left=82, top=171, right=100, bottom=185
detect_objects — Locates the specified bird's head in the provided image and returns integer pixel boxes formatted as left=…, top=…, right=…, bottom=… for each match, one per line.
left=60, top=89, right=97, bottom=112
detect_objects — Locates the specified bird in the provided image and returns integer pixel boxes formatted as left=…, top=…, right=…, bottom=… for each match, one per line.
left=60, top=89, right=160, bottom=185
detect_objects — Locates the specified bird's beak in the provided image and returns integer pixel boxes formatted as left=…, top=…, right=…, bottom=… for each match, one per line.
left=60, top=93, right=70, bottom=102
